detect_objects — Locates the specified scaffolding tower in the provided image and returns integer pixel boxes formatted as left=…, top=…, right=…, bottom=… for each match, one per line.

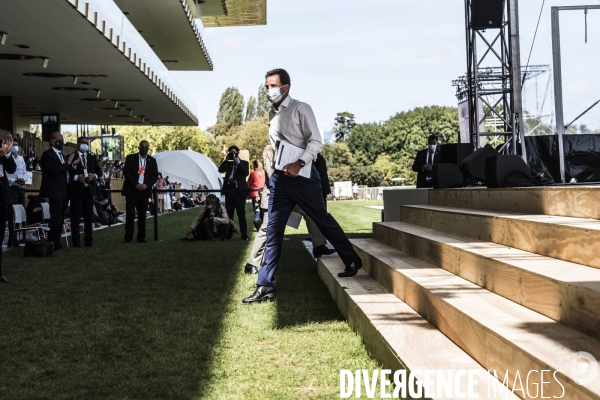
left=461, top=0, right=525, bottom=157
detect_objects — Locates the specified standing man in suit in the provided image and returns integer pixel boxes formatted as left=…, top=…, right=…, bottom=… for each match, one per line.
left=411, top=134, right=440, bottom=188
left=121, top=140, right=158, bottom=243
left=242, top=68, right=362, bottom=303
left=6, top=138, right=29, bottom=247
left=68, top=136, right=101, bottom=247
left=0, top=134, right=17, bottom=283
left=40, top=132, right=80, bottom=251
left=218, top=145, right=250, bottom=240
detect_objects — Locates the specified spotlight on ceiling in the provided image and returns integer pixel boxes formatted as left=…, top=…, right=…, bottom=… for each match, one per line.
left=96, top=90, right=101, bottom=98
left=42, top=57, right=49, bottom=68
left=129, top=109, right=133, bottom=116
left=114, top=101, right=119, bottom=108
left=73, top=76, right=78, bottom=85
left=0, top=32, right=7, bottom=46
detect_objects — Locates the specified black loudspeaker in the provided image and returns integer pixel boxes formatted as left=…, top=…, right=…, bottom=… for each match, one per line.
left=460, top=146, right=499, bottom=182
left=440, top=143, right=474, bottom=166
left=433, top=163, right=464, bottom=189
left=485, top=155, right=531, bottom=188
left=471, top=0, right=505, bottom=29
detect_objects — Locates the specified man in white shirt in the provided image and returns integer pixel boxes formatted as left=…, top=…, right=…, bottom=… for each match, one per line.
left=243, top=68, right=363, bottom=304
left=6, top=138, right=29, bottom=247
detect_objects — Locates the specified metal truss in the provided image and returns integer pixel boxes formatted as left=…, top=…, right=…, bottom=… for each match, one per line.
left=459, top=0, right=525, bottom=157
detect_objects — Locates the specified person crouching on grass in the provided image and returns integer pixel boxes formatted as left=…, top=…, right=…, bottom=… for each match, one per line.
left=185, top=194, right=231, bottom=240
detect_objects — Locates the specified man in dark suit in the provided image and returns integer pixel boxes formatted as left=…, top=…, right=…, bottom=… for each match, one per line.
left=412, top=134, right=440, bottom=188
left=121, top=140, right=158, bottom=243
left=218, top=145, right=249, bottom=240
left=40, top=132, right=79, bottom=251
left=68, top=136, right=101, bottom=247
left=0, top=133, right=17, bottom=283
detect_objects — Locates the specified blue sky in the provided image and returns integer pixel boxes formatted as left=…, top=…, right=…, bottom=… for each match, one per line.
left=173, top=0, right=600, bottom=133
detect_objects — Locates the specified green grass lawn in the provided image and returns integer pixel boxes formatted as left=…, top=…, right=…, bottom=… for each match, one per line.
left=0, top=200, right=383, bottom=399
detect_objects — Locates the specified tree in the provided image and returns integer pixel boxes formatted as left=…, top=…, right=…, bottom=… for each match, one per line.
left=216, top=87, right=244, bottom=127
left=332, top=111, right=356, bottom=141
left=240, top=115, right=270, bottom=161
left=350, top=166, right=382, bottom=187
left=117, top=125, right=211, bottom=158
left=245, top=96, right=257, bottom=122
left=346, top=122, right=386, bottom=165
left=256, top=84, right=271, bottom=117
left=321, top=142, right=355, bottom=183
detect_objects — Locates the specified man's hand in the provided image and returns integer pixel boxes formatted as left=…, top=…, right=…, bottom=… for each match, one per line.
left=15, top=178, right=26, bottom=185
left=186, top=228, right=193, bottom=236
left=77, top=175, right=85, bottom=183
left=234, top=157, right=240, bottom=164
left=141, top=184, right=147, bottom=190
left=423, top=164, right=433, bottom=171
left=0, top=134, right=14, bottom=156
left=87, top=173, right=96, bottom=181
left=72, top=157, right=81, bottom=165
left=136, top=183, right=145, bottom=191
left=67, top=153, right=75, bottom=164
left=283, top=161, right=302, bottom=178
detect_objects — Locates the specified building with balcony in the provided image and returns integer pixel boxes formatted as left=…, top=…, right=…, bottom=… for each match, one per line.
left=0, top=0, right=266, bottom=141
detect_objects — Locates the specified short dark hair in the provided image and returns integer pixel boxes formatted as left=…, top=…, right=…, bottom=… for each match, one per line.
left=265, top=68, right=291, bottom=86
left=428, top=134, right=439, bottom=141
left=77, top=136, right=89, bottom=144
left=228, top=145, right=240, bottom=153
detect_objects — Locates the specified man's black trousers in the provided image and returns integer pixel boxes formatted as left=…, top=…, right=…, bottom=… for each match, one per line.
left=125, top=196, right=149, bottom=241
left=70, top=190, right=94, bottom=247
left=225, top=194, right=247, bottom=236
left=48, top=197, right=68, bottom=250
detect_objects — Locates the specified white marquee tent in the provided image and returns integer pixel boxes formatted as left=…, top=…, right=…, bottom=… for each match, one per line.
left=153, top=150, right=222, bottom=190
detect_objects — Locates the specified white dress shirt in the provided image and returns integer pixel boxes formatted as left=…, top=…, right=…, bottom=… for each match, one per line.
left=72, top=151, right=96, bottom=187
left=6, top=154, right=28, bottom=185
left=268, top=95, right=323, bottom=165
left=52, top=147, right=69, bottom=183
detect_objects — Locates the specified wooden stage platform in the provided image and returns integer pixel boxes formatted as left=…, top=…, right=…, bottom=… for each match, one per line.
left=319, top=186, right=600, bottom=399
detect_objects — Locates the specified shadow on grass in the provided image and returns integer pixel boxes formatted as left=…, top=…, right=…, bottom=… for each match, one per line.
left=0, top=207, right=252, bottom=400
left=273, top=233, right=360, bottom=330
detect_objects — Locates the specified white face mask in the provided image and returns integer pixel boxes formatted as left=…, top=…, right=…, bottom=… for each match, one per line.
left=428, top=144, right=437, bottom=152
left=267, top=87, right=284, bottom=104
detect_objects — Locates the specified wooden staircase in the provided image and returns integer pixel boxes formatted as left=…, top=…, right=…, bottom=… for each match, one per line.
left=318, top=187, right=600, bottom=399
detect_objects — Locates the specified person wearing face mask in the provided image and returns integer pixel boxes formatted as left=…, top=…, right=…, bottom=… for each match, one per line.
left=68, top=136, right=102, bottom=247
left=218, top=145, right=250, bottom=240
left=6, top=138, right=29, bottom=247
left=121, top=140, right=159, bottom=243
left=411, top=134, right=440, bottom=188
left=40, top=132, right=80, bottom=251
left=185, top=194, right=231, bottom=240
left=242, top=68, right=362, bottom=304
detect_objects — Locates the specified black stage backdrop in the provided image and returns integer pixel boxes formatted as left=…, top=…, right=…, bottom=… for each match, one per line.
left=525, top=134, right=600, bottom=183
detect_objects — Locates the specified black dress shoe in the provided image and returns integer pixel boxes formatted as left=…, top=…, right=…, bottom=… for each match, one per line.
left=241, top=234, right=249, bottom=241
left=0, top=276, right=9, bottom=283
left=313, top=245, right=337, bottom=258
left=244, top=263, right=259, bottom=274
left=338, top=257, right=363, bottom=277
left=242, top=285, right=276, bottom=303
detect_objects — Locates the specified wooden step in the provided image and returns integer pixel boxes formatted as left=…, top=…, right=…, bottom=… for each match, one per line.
left=428, top=187, right=600, bottom=219
left=372, top=221, right=600, bottom=341
left=352, top=238, right=600, bottom=400
left=400, top=205, right=600, bottom=269
left=317, top=255, right=519, bottom=400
